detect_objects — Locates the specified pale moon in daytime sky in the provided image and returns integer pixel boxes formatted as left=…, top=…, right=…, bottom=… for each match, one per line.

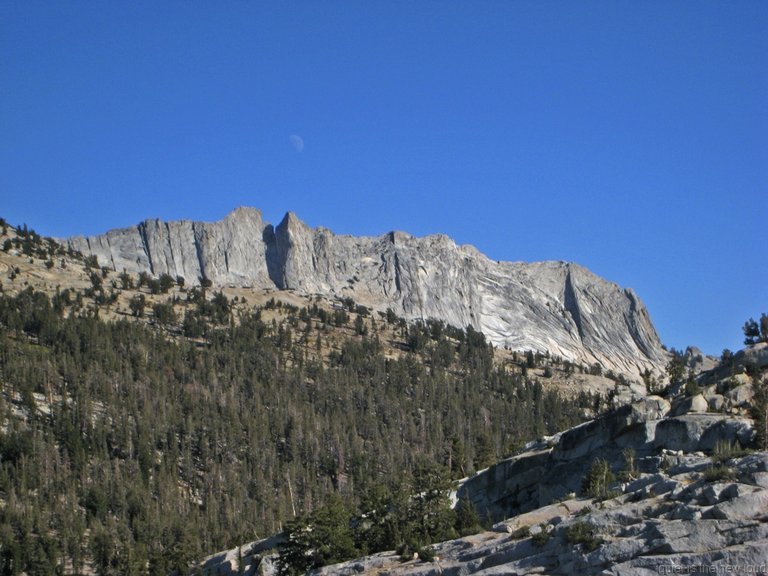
left=289, top=135, right=304, bottom=152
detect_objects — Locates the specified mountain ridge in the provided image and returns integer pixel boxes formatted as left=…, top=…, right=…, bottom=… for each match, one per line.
left=66, top=207, right=668, bottom=377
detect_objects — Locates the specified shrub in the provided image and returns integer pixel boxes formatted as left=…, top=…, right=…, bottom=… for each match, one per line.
left=753, top=376, right=768, bottom=451
left=582, top=458, right=618, bottom=500
left=118, top=270, right=134, bottom=289
left=182, top=312, right=208, bottom=338
left=158, top=273, right=175, bottom=293
left=575, top=505, right=592, bottom=517
left=454, top=494, right=483, bottom=537
left=417, top=546, right=436, bottom=562
left=531, top=527, right=550, bottom=547
left=128, top=294, right=146, bottom=317
left=396, top=542, right=418, bottom=562
left=702, top=465, right=736, bottom=483
left=618, top=447, right=638, bottom=481
left=277, top=495, right=357, bottom=575
left=509, top=525, right=530, bottom=540
left=711, top=440, right=749, bottom=465
left=565, top=521, right=603, bottom=552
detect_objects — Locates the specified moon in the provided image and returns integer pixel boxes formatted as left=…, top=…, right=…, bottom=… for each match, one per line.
left=289, top=135, right=304, bottom=152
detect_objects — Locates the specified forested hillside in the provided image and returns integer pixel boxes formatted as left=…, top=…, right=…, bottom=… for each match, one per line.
left=0, top=222, right=606, bottom=575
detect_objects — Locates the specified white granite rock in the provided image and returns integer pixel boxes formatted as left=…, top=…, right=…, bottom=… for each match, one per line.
left=67, top=207, right=668, bottom=377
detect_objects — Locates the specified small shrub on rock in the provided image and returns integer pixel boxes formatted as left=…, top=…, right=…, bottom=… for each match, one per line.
left=712, top=440, right=749, bottom=465
left=531, top=527, right=551, bottom=548
left=397, top=542, right=418, bottom=562
left=565, top=521, right=603, bottom=552
left=703, top=464, right=736, bottom=483
left=454, top=494, right=483, bottom=536
left=417, top=546, right=436, bottom=562
left=582, top=458, right=619, bottom=501
left=618, top=447, right=638, bottom=481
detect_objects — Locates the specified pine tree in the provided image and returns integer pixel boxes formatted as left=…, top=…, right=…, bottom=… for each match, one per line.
left=581, top=458, right=616, bottom=500
left=278, top=494, right=357, bottom=575
left=454, top=493, right=482, bottom=536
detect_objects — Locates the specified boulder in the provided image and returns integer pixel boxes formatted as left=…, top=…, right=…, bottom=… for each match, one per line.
left=709, top=488, right=768, bottom=520
left=725, top=384, right=753, bottom=407
left=707, top=393, right=726, bottom=412
left=671, top=393, right=709, bottom=416
left=688, top=394, right=709, bottom=413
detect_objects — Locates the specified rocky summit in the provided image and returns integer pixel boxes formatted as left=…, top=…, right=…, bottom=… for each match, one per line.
left=67, top=207, right=667, bottom=376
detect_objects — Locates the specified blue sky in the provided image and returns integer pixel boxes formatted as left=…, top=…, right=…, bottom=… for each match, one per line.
left=1, top=1, right=766, bottom=355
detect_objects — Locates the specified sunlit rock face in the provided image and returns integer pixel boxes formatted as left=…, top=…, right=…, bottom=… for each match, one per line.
left=67, top=207, right=667, bottom=376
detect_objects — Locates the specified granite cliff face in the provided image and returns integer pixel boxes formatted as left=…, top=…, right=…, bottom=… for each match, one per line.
left=67, top=207, right=667, bottom=376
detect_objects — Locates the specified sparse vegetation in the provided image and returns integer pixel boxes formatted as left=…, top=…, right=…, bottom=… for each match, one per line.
left=417, top=546, right=436, bottom=562
left=703, top=464, right=736, bottom=483
left=565, top=521, right=603, bottom=552
left=531, top=527, right=551, bottom=547
left=509, top=525, right=530, bottom=540
left=712, top=439, right=749, bottom=464
left=618, top=447, right=639, bottom=481
left=582, top=458, right=618, bottom=501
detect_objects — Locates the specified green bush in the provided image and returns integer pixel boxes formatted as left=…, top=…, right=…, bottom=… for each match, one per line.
left=454, top=494, right=483, bottom=536
left=618, top=447, right=638, bottom=482
left=711, top=440, right=749, bottom=465
left=565, top=521, right=603, bottom=552
left=397, top=542, right=418, bottom=562
left=417, top=546, right=436, bottom=562
left=531, top=528, right=550, bottom=547
left=582, top=458, right=618, bottom=500
left=152, top=301, right=176, bottom=326
left=702, top=465, right=736, bottom=483
left=277, top=495, right=357, bottom=575
left=509, top=525, right=530, bottom=540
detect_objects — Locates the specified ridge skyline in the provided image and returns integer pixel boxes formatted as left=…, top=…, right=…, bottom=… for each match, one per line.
left=65, top=205, right=669, bottom=378
left=5, top=201, right=760, bottom=358
left=43, top=203, right=752, bottom=359
left=3, top=3, right=765, bottom=362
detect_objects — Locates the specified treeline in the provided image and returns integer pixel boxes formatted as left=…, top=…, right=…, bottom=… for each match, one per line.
left=0, top=286, right=599, bottom=575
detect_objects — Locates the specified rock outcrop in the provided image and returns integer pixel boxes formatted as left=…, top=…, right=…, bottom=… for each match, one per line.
left=196, top=398, right=764, bottom=576
left=67, top=207, right=667, bottom=376
left=311, top=451, right=768, bottom=575
left=457, top=397, right=754, bottom=523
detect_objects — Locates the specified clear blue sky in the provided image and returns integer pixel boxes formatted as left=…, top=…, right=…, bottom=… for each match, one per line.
left=1, top=1, right=766, bottom=356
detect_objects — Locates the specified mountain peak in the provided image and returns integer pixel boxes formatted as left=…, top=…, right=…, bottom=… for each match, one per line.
left=227, top=205, right=263, bottom=219
left=66, top=207, right=667, bottom=377
left=276, top=210, right=308, bottom=232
